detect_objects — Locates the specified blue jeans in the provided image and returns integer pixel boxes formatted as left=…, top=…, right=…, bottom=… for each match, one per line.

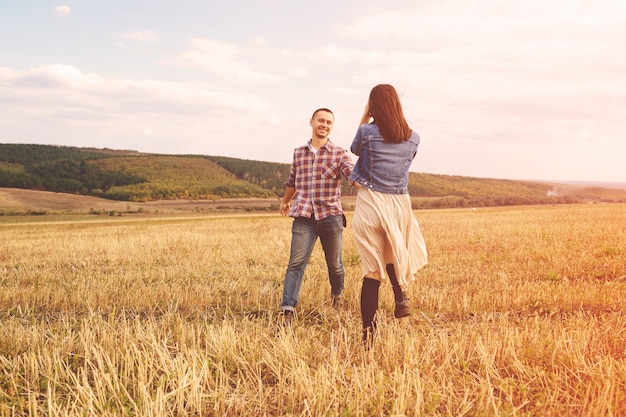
left=281, top=215, right=345, bottom=311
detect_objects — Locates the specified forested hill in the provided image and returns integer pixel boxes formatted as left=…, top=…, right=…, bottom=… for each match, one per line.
left=1, top=144, right=625, bottom=208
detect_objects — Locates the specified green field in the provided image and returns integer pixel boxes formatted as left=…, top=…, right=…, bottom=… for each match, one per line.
left=1, top=204, right=625, bottom=416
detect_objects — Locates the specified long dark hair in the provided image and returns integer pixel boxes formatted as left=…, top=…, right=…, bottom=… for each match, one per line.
left=368, top=84, right=411, bottom=143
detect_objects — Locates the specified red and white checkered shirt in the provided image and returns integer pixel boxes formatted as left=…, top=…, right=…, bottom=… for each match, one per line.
left=285, top=139, right=353, bottom=220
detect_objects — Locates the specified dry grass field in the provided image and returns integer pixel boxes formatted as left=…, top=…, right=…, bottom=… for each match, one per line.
left=1, top=202, right=625, bottom=416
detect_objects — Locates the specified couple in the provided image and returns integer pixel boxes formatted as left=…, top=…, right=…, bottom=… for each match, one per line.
left=279, top=84, right=428, bottom=345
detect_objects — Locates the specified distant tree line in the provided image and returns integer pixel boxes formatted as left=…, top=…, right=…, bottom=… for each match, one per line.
left=0, top=144, right=145, bottom=195
left=2, top=144, right=624, bottom=206
left=0, top=143, right=110, bottom=164
left=203, top=156, right=290, bottom=195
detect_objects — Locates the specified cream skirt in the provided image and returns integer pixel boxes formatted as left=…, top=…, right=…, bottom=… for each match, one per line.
left=351, top=188, right=428, bottom=289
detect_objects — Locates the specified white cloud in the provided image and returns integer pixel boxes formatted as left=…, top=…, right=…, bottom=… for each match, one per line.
left=247, top=36, right=267, bottom=46
left=341, top=0, right=626, bottom=61
left=0, top=65, right=270, bottom=153
left=173, top=38, right=282, bottom=84
left=328, top=87, right=358, bottom=95
left=327, top=1, right=626, bottom=142
left=269, top=116, right=281, bottom=125
left=54, top=5, right=71, bottom=17
left=119, top=30, right=160, bottom=43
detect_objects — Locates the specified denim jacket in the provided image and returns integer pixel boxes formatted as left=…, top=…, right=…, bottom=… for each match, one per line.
left=349, top=123, right=420, bottom=194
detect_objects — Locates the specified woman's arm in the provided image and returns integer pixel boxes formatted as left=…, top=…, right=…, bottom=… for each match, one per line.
left=360, top=102, right=372, bottom=125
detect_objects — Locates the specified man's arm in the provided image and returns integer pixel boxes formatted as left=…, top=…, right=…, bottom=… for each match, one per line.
left=340, top=148, right=361, bottom=189
left=280, top=186, right=296, bottom=216
left=339, top=149, right=354, bottom=179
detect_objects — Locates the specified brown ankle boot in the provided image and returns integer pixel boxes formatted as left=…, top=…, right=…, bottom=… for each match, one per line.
left=386, top=264, right=411, bottom=318
left=394, top=296, right=411, bottom=318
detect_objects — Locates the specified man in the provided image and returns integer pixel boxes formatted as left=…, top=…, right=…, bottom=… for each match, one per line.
left=279, top=108, right=354, bottom=325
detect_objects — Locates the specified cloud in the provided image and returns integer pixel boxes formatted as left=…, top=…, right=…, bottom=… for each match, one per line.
left=54, top=5, right=71, bottom=17
left=321, top=1, right=626, bottom=141
left=173, top=38, right=282, bottom=84
left=0, top=64, right=270, bottom=153
left=119, top=30, right=160, bottom=43
left=328, top=86, right=359, bottom=95
left=247, top=36, right=267, bottom=46
left=1, top=64, right=269, bottom=112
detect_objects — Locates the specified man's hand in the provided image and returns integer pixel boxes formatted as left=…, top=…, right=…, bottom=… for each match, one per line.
left=280, top=186, right=296, bottom=216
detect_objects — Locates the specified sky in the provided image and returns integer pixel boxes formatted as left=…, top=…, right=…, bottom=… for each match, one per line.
left=1, top=0, right=625, bottom=183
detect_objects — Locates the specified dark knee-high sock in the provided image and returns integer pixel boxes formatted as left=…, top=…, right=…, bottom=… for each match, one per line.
left=386, top=264, right=405, bottom=302
left=360, top=278, right=380, bottom=331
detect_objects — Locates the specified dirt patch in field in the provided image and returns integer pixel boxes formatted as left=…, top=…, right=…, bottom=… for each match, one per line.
left=0, top=188, right=286, bottom=214
left=0, top=188, right=138, bottom=211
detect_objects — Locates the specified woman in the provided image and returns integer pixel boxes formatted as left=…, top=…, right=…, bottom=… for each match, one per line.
left=349, top=84, right=428, bottom=346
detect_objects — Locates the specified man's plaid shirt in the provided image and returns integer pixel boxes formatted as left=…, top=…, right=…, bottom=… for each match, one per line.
left=285, top=139, right=353, bottom=220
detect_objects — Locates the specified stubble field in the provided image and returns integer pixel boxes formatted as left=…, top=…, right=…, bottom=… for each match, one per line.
left=1, top=204, right=625, bottom=416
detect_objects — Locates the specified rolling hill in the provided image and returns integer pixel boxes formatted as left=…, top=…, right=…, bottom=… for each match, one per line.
left=1, top=143, right=625, bottom=214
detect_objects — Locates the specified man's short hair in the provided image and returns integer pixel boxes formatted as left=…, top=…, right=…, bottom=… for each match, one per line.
left=311, top=108, right=334, bottom=119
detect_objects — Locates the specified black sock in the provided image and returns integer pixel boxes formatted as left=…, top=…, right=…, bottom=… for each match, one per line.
left=360, top=278, right=380, bottom=330
left=386, top=264, right=405, bottom=303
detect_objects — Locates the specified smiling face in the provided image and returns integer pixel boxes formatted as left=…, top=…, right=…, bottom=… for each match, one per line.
left=310, top=110, right=334, bottom=140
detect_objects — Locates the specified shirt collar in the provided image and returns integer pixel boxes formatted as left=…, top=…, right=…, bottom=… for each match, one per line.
left=307, top=138, right=333, bottom=152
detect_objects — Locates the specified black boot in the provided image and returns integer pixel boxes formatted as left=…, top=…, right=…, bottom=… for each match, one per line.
left=360, top=278, right=380, bottom=348
left=386, top=264, right=411, bottom=319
